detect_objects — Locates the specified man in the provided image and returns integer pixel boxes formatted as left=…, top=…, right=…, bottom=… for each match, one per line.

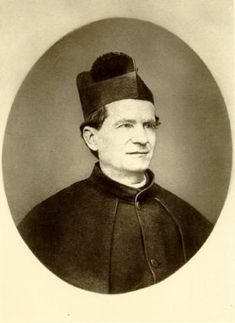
left=18, top=52, right=213, bottom=294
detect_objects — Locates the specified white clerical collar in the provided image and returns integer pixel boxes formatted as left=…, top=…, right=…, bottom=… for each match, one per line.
left=127, top=175, right=147, bottom=189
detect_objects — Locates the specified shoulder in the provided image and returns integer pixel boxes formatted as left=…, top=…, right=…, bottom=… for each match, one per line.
left=18, top=178, right=91, bottom=233
left=152, top=182, right=214, bottom=258
left=153, top=182, right=212, bottom=224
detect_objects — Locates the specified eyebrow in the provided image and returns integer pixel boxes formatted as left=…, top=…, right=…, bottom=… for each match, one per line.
left=114, top=118, right=158, bottom=126
left=114, top=119, right=137, bottom=126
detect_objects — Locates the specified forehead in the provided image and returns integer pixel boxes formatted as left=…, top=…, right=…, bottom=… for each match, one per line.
left=105, top=99, right=156, bottom=121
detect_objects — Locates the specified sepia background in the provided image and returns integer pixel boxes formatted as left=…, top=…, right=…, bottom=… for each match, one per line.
left=2, top=18, right=232, bottom=225
left=0, top=1, right=234, bottom=322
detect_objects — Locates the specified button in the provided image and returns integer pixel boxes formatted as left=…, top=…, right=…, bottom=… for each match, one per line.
left=150, top=258, right=160, bottom=268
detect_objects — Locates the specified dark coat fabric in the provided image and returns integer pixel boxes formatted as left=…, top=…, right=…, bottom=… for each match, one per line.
left=18, top=163, right=213, bottom=294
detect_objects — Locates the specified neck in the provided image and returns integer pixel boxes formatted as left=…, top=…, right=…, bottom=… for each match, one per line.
left=99, top=162, right=146, bottom=187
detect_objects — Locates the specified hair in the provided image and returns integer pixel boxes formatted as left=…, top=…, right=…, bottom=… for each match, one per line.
left=80, top=105, right=161, bottom=159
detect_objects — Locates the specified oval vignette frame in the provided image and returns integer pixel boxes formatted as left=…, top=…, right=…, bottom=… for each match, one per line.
left=2, top=18, right=232, bottom=292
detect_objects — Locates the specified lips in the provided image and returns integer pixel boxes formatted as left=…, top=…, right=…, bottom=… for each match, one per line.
left=126, top=151, right=149, bottom=155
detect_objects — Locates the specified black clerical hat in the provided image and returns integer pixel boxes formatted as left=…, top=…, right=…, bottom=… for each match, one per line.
left=76, top=52, right=154, bottom=120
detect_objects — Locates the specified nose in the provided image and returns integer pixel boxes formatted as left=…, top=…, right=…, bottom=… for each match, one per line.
left=131, top=125, right=149, bottom=145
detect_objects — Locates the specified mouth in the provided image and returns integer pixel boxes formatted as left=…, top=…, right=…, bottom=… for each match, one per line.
left=126, top=152, right=149, bottom=155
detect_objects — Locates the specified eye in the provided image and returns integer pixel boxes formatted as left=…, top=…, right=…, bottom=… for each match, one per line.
left=118, top=123, right=134, bottom=129
left=144, top=122, right=158, bottom=129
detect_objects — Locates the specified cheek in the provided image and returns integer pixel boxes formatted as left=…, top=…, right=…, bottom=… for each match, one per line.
left=97, top=133, right=119, bottom=153
left=99, top=130, right=127, bottom=147
left=148, top=132, right=157, bottom=148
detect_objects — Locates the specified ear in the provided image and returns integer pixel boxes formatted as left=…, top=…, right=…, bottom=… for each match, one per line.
left=82, top=126, right=99, bottom=152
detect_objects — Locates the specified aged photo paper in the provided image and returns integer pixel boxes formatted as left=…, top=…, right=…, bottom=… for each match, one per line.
left=0, top=0, right=234, bottom=322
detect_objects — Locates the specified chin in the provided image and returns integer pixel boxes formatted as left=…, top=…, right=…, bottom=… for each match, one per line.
left=122, top=161, right=150, bottom=173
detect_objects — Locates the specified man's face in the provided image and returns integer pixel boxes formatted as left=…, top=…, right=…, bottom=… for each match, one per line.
left=95, top=99, right=157, bottom=174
